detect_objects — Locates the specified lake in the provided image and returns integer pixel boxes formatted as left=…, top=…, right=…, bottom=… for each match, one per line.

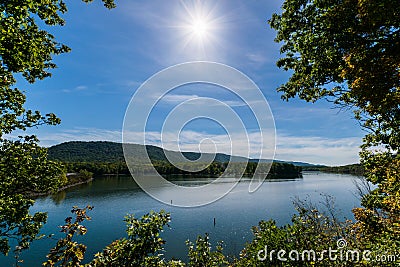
left=1, top=172, right=364, bottom=266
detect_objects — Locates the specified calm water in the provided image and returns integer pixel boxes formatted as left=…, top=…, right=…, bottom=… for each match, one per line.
left=1, top=172, right=364, bottom=266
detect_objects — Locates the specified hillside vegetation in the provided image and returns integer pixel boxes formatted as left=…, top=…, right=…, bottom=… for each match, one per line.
left=48, top=141, right=302, bottom=178
left=302, top=164, right=364, bottom=176
left=48, top=141, right=248, bottom=163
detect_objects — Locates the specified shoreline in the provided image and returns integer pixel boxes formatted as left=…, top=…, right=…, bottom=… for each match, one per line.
left=29, top=177, right=94, bottom=197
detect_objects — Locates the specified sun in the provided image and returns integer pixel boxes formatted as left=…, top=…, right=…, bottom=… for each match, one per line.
left=189, top=18, right=210, bottom=39
left=175, top=1, right=224, bottom=58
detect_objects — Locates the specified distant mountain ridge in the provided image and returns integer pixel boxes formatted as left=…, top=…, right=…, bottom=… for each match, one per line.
left=47, top=141, right=321, bottom=167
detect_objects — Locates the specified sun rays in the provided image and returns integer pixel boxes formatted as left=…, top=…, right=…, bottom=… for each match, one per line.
left=175, top=1, right=223, bottom=59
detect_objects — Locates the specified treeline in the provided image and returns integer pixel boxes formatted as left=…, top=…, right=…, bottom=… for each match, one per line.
left=62, top=161, right=302, bottom=179
left=51, top=141, right=302, bottom=179
left=63, top=161, right=128, bottom=176
left=303, top=164, right=364, bottom=176
left=152, top=161, right=302, bottom=179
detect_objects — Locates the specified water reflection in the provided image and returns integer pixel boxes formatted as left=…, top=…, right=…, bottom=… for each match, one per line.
left=50, top=191, right=66, bottom=205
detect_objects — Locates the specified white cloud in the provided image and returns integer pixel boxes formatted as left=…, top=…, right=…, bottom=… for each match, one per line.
left=161, top=94, right=200, bottom=103
left=157, top=93, right=249, bottom=108
left=276, top=135, right=361, bottom=165
left=62, top=85, right=88, bottom=93
left=75, top=85, right=88, bottom=91
left=246, top=53, right=268, bottom=65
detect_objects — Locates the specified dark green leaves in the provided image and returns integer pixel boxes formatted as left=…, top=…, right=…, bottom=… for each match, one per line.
left=270, top=0, right=400, bottom=259
left=269, top=0, right=400, bottom=110
left=0, top=137, right=65, bottom=255
left=43, top=206, right=93, bottom=267
left=88, top=210, right=170, bottom=267
left=0, top=0, right=115, bottom=258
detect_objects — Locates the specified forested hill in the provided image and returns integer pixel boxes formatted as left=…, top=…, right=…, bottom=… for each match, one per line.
left=47, top=141, right=249, bottom=163
left=47, top=141, right=303, bottom=178
left=48, top=141, right=125, bottom=162
left=48, top=141, right=318, bottom=167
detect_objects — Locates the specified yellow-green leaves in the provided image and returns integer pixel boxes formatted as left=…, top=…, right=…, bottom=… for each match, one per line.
left=270, top=0, right=400, bottom=262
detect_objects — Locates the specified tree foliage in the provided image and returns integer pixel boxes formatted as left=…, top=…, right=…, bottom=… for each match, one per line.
left=88, top=210, right=170, bottom=267
left=0, top=136, right=66, bottom=256
left=186, top=234, right=228, bottom=267
left=43, top=201, right=358, bottom=267
left=43, top=206, right=93, bottom=267
left=3, top=0, right=400, bottom=265
left=313, top=163, right=364, bottom=176
left=0, top=0, right=115, bottom=256
left=236, top=196, right=355, bottom=266
left=269, top=0, right=400, bottom=260
left=42, top=207, right=179, bottom=267
left=269, top=0, right=399, bottom=109
left=42, top=209, right=178, bottom=267
left=44, top=208, right=231, bottom=267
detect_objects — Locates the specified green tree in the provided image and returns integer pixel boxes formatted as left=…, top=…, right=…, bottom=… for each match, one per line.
left=43, top=208, right=172, bottom=267
left=45, top=208, right=231, bottom=267
left=186, top=234, right=228, bottom=267
left=269, top=0, right=400, bottom=261
left=0, top=0, right=115, bottom=256
left=236, top=196, right=355, bottom=266
left=43, top=206, right=93, bottom=267
left=88, top=210, right=171, bottom=267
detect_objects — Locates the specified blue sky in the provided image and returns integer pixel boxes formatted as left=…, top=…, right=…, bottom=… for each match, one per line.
left=19, top=0, right=364, bottom=165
